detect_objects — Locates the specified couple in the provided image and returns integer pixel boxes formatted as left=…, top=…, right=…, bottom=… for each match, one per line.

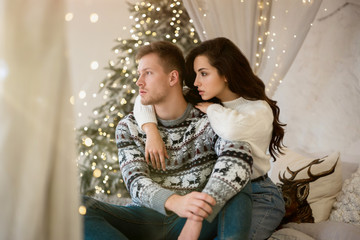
left=83, top=37, right=285, bottom=240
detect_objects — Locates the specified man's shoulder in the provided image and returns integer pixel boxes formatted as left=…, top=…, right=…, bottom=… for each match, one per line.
left=188, top=106, right=207, bottom=120
left=186, top=107, right=212, bottom=127
left=185, top=107, right=217, bottom=138
left=116, top=112, right=137, bottom=130
left=121, top=112, right=136, bottom=122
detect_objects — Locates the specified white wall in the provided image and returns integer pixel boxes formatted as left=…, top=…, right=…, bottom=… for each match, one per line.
left=274, top=0, right=360, bottom=163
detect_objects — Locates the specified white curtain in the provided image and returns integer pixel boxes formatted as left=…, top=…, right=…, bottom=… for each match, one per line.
left=183, top=0, right=322, bottom=97
left=0, top=0, right=81, bottom=239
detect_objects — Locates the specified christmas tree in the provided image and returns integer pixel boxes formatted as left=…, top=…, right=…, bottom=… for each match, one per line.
left=77, top=0, right=200, bottom=202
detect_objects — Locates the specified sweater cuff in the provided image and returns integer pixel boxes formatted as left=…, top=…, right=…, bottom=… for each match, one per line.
left=133, top=95, right=158, bottom=130
left=206, top=103, right=222, bottom=117
left=152, top=189, right=176, bottom=216
left=206, top=204, right=222, bottom=222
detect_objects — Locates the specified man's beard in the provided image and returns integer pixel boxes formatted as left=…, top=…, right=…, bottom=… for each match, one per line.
left=140, top=92, right=166, bottom=106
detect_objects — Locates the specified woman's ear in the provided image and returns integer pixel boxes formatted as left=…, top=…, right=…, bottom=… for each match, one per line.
left=169, top=70, right=180, bottom=87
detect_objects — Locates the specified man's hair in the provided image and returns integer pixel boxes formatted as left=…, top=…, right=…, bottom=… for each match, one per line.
left=136, top=41, right=185, bottom=86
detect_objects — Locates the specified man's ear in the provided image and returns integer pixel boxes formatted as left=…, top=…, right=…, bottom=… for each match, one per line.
left=169, top=70, right=180, bottom=87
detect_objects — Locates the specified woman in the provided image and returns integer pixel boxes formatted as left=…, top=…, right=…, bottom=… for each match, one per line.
left=134, top=37, right=286, bottom=240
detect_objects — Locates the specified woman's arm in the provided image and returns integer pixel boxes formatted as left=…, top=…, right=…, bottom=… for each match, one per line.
left=133, top=95, right=157, bottom=128
left=196, top=101, right=273, bottom=142
left=134, top=95, right=168, bottom=170
left=142, top=123, right=169, bottom=171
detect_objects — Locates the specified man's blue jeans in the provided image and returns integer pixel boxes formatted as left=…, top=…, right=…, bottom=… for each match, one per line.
left=82, top=182, right=252, bottom=240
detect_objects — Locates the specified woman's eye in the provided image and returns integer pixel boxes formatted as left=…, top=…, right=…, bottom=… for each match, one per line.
left=146, top=71, right=151, bottom=75
left=201, top=72, right=207, bottom=76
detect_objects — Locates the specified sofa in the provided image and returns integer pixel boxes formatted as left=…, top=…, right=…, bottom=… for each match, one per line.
left=268, top=148, right=360, bottom=240
left=95, top=148, right=360, bottom=239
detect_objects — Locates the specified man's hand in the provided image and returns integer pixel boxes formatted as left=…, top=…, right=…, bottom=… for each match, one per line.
left=165, top=192, right=216, bottom=221
left=142, top=123, right=169, bottom=171
left=195, top=102, right=213, bottom=113
left=178, top=219, right=202, bottom=240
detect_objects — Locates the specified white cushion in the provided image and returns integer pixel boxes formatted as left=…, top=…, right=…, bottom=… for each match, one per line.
left=270, top=148, right=342, bottom=223
left=330, top=165, right=360, bottom=225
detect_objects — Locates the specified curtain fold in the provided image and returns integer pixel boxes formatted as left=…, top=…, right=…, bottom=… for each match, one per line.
left=0, top=0, right=81, bottom=239
left=183, top=0, right=322, bottom=97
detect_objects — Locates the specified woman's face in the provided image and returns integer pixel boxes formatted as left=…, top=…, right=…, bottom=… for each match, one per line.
left=193, top=55, right=233, bottom=102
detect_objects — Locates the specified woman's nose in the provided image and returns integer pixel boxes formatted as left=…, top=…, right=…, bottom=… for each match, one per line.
left=194, top=77, right=200, bottom=87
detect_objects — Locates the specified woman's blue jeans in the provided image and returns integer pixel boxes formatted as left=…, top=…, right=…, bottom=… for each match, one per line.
left=249, top=177, right=285, bottom=240
left=82, top=182, right=252, bottom=240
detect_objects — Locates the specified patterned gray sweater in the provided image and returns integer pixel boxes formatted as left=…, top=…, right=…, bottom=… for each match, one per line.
left=115, top=104, right=253, bottom=221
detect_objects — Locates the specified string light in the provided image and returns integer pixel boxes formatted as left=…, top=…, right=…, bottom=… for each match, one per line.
left=89, top=13, right=99, bottom=23
left=69, top=96, right=75, bottom=105
left=79, top=205, right=87, bottom=215
left=90, top=61, right=99, bottom=70
left=65, top=13, right=74, bottom=22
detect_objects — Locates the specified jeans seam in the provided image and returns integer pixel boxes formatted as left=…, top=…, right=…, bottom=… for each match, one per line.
left=219, top=205, right=226, bottom=240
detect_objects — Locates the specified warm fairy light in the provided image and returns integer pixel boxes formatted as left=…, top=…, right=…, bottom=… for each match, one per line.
left=69, top=96, right=75, bottom=105
left=84, top=137, right=93, bottom=147
left=90, top=61, right=99, bottom=70
left=93, top=168, right=101, bottom=178
left=120, top=98, right=127, bottom=105
left=65, top=13, right=74, bottom=22
left=78, top=90, right=86, bottom=99
left=90, top=13, right=99, bottom=23
left=79, top=205, right=87, bottom=215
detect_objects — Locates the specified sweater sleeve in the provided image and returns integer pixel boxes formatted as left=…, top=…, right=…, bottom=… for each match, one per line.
left=202, top=135, right=253, bottom=222
left=206, top=102, right=273, bottom=142
left=115, top=119, right=174, bottom=215
left=133, top=95, right=158, bottom=129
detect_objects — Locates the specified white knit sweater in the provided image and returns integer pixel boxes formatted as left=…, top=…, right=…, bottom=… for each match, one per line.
left=134, top=95, right=273, bottom=179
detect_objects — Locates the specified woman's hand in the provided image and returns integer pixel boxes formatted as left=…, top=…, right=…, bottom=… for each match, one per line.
left=195, top=102, right=213, bottom=113
left=142, top=123, right=169, bottom=171
left=178, top=219, right=203, bottom=240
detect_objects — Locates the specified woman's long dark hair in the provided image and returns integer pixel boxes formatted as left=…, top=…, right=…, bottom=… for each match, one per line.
left=184, top=37, right=286, bottom=160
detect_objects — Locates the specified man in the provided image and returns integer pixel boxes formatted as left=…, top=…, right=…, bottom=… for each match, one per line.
left=83, top=41, right=253, bottom=240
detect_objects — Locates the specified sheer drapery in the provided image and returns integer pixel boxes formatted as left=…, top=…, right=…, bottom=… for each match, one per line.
left=0, top=0, right=81, bottom=239
left=183, top=0, right=322, bottom=97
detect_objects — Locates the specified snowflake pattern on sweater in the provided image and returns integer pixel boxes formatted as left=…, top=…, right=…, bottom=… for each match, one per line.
left=115, top=104, right=253, bottom=221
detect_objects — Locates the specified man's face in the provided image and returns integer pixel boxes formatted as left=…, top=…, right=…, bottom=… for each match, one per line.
left=136, top=53, right=171, bottom=105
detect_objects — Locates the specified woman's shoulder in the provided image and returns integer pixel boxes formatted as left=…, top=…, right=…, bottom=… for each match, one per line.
left=236, top=98, right=272, bottom=115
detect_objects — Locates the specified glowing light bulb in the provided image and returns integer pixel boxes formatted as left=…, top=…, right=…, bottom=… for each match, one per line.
left=90, top=13, right=99, bottom=23
left=65, top=13, right=74, bottom=22
left=79, top=90, right=86, bottom=99
left=69, top=96, right=75, bottom=105
left=79, top=205, right=87, bottom=215
left=93, top=169, right=102, bottom=178
left=90, top=61, right=99, bottom=70
left=84, top=137, right=93, bottom=147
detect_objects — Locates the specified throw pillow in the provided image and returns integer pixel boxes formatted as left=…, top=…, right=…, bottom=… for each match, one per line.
left=329, top=164, right=360, bottom=225
left=270, top=148, right=342, bottom=224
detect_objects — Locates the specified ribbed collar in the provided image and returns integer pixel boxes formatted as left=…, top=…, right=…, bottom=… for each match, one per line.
left=222, top=97, right=248, bottom=109
left=157, top=103, right=193, bottom=127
